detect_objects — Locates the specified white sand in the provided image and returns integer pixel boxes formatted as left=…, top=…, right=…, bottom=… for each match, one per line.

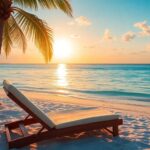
left=0, top=90, right=150, bottom=150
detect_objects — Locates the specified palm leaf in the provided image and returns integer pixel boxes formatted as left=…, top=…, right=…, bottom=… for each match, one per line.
left=0, top=22, right=4, bottom=54
left=13, top=0, right=38, bottom=9
left=13, top=7, right=53, bottom=62
left=13, top=0, right=73, bottom=16
left=2, top=20, right=12, bottom=57
left=2, top=15, right=27, bottom=57
left=9, top=15, right=27, bottom=53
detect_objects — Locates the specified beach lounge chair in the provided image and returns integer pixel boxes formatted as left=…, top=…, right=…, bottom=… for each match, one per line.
left=3, top=80, right=123, bottom=149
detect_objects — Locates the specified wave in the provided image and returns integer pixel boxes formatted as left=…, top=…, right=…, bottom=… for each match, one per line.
left=20, top=85, right=150, bottom=101
left=66, top=88, right=149, bottom=96
left=66, top=64, right=150, bottom=71
left=60, top=88, right=150, bottom=100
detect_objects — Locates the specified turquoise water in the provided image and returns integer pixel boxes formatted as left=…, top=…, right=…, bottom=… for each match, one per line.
left=0, top=64, right=150, bottom=106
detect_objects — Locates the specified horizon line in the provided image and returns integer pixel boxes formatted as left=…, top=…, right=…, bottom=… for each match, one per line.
left=0, top=63, right=150, bottom=65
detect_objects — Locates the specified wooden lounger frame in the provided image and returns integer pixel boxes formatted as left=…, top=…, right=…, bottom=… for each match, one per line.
left=4, top=88, right=123, bottom=149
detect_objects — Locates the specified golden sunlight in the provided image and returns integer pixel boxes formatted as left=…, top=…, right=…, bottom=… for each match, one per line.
left=56, top=64, right=68, bottom=87
left=54, top=39, right=73, bottom=59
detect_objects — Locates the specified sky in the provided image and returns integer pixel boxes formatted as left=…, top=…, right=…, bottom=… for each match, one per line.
left=0, top=0, right=150, bottom=64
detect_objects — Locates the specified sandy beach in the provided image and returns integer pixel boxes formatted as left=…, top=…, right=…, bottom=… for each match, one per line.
left=0, top=89, right=150, bottom=150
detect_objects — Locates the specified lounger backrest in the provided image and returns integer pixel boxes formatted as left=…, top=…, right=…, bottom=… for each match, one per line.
left=3, top=80, right=55, bottom=128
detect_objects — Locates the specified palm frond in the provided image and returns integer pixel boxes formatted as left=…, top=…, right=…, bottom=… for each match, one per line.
left=13, top=0, right=38, bottom=9
left=9, top=15, right=27, bottom=53
left=48, top=0, right=72, bottom=17
left=13, top=0, right=73, bottom=16
left=2, top=20, right=12, bottom=57
left=0, top=22, right=4, bottom=54
left=13, top=7, right=53, bottom=62
left=2, top=15, right=27, bottom=57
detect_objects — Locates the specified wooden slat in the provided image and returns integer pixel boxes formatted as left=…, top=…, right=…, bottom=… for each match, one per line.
left=104, top=127, right=113, bottom=134
left=19, top=123, right=29, bottom=137
left=5, top=126, right=11, bottom=142
left=5, top=118, right=38, bottom=130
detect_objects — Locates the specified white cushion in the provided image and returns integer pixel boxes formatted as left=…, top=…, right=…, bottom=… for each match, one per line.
left=49, top=109, right=119, bottom=129
left=3, top=80, right=55, bottom=128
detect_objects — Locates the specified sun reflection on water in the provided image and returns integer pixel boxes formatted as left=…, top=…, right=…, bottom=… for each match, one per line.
left=56, top=64, right=68, bottom=87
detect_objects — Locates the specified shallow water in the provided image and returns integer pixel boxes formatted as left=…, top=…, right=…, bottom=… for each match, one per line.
left=0, top=64, right=150, bottom=106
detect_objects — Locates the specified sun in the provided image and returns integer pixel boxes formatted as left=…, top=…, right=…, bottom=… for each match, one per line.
left=54, top=39, right=73, bottom=59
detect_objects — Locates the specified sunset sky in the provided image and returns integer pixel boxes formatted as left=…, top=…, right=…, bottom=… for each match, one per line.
left=0, top=0, right=150, bottom=64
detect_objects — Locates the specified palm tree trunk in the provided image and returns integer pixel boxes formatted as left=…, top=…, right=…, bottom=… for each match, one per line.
left=0, top=20, right=4, bottom=53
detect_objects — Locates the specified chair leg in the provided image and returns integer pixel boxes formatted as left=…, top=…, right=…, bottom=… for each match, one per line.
left=112, top=125, right=119, bottom=136
left=8, top=132, right=45, bottom=149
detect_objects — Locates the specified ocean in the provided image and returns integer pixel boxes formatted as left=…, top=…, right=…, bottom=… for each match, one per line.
left=0, top=64, right=150, bottom=106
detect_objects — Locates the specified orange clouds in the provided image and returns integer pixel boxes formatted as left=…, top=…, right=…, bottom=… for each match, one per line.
left=68, top=16, right=91, bottom=26
left=122, top=31, right=136, bottom=42
left=134, top=21, right=150, bottom=36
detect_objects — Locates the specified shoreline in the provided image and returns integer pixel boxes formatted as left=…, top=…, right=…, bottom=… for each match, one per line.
left=24, top=90, right=150, bottom=116
left=1, top=87, right=150, bottom=107
left=1, top=89, right=149, bottom=117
